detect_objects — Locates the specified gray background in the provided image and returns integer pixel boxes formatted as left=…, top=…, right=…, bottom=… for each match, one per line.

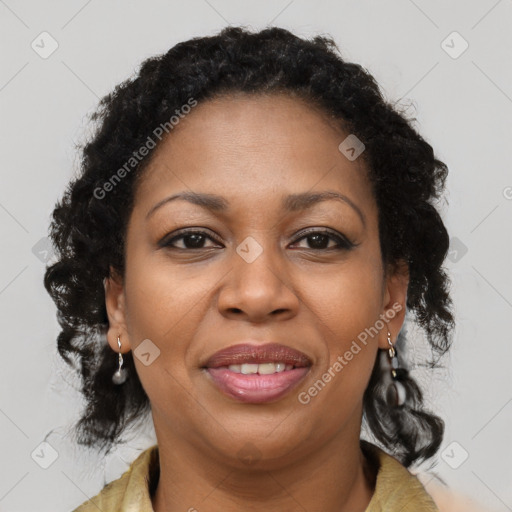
left=1, top=1, right=511, bottom=511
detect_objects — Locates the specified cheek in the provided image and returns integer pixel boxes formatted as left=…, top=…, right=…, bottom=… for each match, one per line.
left=121, top=248, right=205, bottom=399
left=301, top=248, right=384, bottom=342
left=123, top=245, right=206, bottom=343
left=296, top=249, right=383, bottom=411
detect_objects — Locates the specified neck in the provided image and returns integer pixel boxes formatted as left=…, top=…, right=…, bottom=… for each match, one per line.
left=151, top=412, right=377, bottom=512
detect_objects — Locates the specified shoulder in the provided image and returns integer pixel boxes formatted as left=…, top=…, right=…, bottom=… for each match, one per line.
left=362, top=441, right=489, bottom=512
left=415, top=472, right=490, bottom=512
left=71, top=444, right=159, bottom=512
left=362, top=440, right=439, bottom=511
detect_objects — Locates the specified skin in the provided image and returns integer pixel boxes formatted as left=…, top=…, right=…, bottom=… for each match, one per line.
left=104, top=93, right=409, bottom=512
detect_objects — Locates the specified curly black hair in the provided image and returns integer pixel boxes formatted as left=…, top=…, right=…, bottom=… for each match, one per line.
left=44, top=25, right=454, bottom=467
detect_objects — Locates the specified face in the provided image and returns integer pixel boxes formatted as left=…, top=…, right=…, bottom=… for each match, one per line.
left=105, top=93, right=408, bottom=469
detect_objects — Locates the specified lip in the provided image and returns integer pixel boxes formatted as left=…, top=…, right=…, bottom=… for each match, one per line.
left=203, top=343, right=312, bottom=369
left=202, top=343, right=312, bottom=404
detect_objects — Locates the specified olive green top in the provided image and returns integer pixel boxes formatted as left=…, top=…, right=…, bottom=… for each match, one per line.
left=73, top=441, right=439, bottom=511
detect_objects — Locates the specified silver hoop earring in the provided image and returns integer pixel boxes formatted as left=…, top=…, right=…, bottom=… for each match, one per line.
left=386, top=331, right=406, bottom=407
left=112, top=334, right=128, bottom=385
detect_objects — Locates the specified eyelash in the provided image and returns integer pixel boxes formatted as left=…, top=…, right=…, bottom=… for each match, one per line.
left=159, top=228, right=356, bottom=251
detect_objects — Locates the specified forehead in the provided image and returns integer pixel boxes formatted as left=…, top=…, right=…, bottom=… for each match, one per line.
left=134, top=93, right=374, bottom=215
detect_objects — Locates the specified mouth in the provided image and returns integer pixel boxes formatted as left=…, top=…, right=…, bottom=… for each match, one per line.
left=202, top=343, right=312, bottom=404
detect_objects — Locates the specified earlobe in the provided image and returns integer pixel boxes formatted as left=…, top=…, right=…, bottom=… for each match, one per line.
left=103, top=268, right=132, bottom=353
left=378, top=260, right=409, bottom=350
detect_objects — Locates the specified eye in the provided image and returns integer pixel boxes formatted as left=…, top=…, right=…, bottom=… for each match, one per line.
left=290, top=228, right=355, bottom=251
left=159, top=227, right=356, bottom=252
left=159, top=229, right=222, bottom=250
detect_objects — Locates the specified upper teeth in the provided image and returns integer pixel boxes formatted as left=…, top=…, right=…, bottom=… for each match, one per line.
left=228, top=362, right=293, bottom=374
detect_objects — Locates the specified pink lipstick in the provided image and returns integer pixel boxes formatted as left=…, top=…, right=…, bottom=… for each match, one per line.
left=203, top=343, right=311, bottom=404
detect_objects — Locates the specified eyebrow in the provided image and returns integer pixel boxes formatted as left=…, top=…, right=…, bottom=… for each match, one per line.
left=146, top=190, right=366, bottom=227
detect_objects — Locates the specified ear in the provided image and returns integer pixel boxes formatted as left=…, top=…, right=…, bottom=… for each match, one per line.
left=104, top=266, right=132, bottom=353
left=378, top=259, right=409, bottom=350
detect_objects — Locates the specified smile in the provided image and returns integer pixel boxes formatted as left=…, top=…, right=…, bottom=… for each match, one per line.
left=205, top=365, right=310, bottom=404
left=203, top=343, right=312, bottom=404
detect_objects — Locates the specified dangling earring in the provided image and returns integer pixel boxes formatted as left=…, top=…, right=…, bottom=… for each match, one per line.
left=112, top=334, right=128, bottom=385
left=386, top=331, right=406, bottom=407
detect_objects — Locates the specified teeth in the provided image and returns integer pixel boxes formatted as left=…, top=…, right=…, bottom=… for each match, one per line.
left=258, top=363, right=277, bottom=375
left=240, top=363, right=259, bottom=375
left=227, top=362, right=292, bottom=374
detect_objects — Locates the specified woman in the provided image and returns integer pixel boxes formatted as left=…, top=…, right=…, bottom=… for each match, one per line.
left=45, top=26, right=457, bottom=511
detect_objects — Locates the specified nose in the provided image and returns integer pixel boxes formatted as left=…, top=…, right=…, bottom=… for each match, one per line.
left=217, top=242, right=300, bottom=323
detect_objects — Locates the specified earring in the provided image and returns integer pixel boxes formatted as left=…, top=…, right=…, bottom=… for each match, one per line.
left=112, top=334, right=128, bottom=385
left=386, top=331, right=406, bottom=407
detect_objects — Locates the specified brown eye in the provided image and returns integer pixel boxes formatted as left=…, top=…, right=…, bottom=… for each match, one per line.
left=291, top=229, right=355, bottom=251
left=159, top=230, right=222, bottom=250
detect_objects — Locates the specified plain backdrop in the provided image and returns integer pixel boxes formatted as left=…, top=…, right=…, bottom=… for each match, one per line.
left=1, top=1, right=511, bottom=511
